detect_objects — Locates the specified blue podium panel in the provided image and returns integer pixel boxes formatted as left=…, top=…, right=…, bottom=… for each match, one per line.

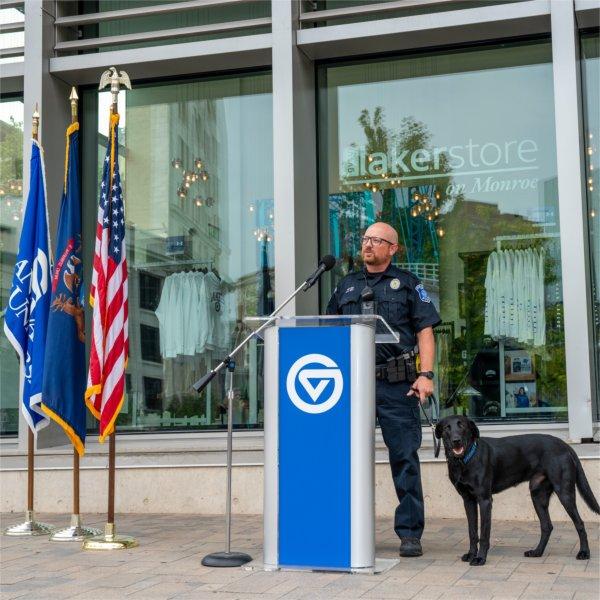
left=278, top=326, right=351, bottom=569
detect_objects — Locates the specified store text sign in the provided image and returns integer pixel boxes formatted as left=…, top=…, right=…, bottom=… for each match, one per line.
left=342, top=138, right=540, bottom=194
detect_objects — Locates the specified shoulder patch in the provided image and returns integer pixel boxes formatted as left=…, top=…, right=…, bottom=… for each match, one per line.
left=345, top=286, right=355, bottom=293
left=415, top=283, right=431, bottom=303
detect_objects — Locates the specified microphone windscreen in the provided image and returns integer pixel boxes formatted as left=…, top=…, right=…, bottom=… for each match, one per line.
left=321, top=255, right=336, bottom=271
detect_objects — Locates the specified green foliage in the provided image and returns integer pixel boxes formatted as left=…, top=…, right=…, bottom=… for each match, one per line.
left=0, top=116, right=23, bottom=186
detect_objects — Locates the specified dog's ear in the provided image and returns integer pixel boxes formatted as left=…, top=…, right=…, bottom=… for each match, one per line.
left=469, top=419, right=480, bottom=440
left=435, top=420, right=444, bottom=439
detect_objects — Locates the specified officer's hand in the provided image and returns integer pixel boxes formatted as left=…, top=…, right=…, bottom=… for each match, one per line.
left=408, top=376, right=434, bottom=404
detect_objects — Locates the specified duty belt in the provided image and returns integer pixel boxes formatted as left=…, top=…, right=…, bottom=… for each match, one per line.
left=375, top=351, right=418, bottom=383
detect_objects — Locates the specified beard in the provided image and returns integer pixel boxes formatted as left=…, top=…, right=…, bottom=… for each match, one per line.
left=362, top=251, right=383, bottom=266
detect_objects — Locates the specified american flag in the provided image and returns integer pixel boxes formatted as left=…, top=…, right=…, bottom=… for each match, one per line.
left=85, top=113, right=129, bottom=442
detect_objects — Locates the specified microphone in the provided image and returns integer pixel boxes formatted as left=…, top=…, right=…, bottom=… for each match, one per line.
left=304, top=255, right=336, bottom=290
left=361, top=286, right=376, bottom=315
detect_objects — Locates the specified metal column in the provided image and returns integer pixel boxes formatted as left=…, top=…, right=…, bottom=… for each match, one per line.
left=551, top=0, right=594, bottom=441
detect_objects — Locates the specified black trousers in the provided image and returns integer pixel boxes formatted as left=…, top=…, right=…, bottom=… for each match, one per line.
left=376, top=380, right=424, bottom=540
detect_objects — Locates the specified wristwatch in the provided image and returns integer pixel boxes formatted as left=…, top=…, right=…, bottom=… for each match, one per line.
left=418, top=371, right=435, bottom=380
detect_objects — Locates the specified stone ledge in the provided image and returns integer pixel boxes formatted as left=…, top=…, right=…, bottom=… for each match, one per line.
left=2, top=458, right=598, bottom=522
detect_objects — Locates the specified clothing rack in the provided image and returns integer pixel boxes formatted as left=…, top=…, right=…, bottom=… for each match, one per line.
left=492, top=232, right=560, bottom=416
left=495, top=232, right=560, bottom=252
left=130, top=259, right=214, bottom=271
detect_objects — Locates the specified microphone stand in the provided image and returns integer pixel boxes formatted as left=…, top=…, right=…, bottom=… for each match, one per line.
left=195, top=277, right=317, bottom=568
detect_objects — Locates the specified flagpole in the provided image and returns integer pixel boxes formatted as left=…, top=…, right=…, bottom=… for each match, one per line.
left=49, top=88, right=101, bottom=543
left=4, top=106, right=54, bottom=537
left=84, top=68, right=135, bottom=551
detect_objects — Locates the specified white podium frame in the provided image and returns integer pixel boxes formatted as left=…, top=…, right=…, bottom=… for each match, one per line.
left=245, top=315, right=398, bottom=573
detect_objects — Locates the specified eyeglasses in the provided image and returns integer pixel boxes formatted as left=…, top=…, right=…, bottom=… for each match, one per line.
left=361, top=235, right=395, bottom=247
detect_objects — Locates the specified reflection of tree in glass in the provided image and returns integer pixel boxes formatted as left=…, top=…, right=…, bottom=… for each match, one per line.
left=351, top=109, right=453, bottom=265
left=358, top=107, right=389, bottom=158
left=0, top=116, right=23, bottom=192
left=0, top=116, right=23, bottom=179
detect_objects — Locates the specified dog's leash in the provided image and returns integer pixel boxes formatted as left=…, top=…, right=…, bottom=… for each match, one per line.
left=419, top=394, right=441, bottom=458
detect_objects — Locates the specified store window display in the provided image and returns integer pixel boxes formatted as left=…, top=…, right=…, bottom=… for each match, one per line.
left=318, top=40, right=567, bottom=422
left=82, top=72, right=273, bottom=432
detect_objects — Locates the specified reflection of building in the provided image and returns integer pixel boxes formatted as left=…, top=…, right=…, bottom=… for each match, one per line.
left=0, top=114, right=23, bottom=435
left=123, top=95, right=226, bottom=420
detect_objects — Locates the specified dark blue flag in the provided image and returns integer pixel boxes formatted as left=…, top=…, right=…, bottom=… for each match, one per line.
left=3, top=140, right=52, bottom=433
left=41, top=123, right=86, bottom=455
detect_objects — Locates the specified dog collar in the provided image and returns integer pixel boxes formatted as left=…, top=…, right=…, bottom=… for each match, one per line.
left=463, top=441, right=478, bottom=464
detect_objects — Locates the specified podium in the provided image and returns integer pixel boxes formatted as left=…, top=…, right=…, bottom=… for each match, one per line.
left=245, top=315, right=398, bottom=573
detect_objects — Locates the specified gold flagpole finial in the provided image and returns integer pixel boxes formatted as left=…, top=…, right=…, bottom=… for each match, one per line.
left=69, top=87, right=79, bottom=124
left=32, top=103, right=40, bottom=141
left=98, top=67, right=132, bottom=115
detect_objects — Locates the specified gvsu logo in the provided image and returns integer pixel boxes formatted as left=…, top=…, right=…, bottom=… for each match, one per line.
left=286, top=353, right=343, bottom=414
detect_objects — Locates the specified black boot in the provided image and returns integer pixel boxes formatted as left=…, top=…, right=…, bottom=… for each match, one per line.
left=399, top=537, right=423, bottom=557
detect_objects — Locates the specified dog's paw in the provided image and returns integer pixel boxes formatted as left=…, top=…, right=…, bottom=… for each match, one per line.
left=469, top=557, right=486, bottom=566
left=524, top=549, right=543, bottom=558
left=576, top=550, right=590, bottom=560
left=461, top=552, right=475, bottom=562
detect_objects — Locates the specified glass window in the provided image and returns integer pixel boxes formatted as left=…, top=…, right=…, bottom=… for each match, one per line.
left=0, top=97, right=24, bottom=436
left=140, top=324, right=161, bottom=364
left=581, top=31, right=599, bottom=419
left=0, top=8, right=24, bottom=65
left=139, top=272, right=161, bottom=311
left=302, top=1, right=527, bottom=28
left=82, top=71, right=273, bottom=432
left=77, top=0, right=270, bottom=52
left=318, top=40, right=567, bottom=422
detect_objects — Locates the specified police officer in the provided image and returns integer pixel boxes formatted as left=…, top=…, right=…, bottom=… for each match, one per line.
left=326, top=222, right=440, bottom=558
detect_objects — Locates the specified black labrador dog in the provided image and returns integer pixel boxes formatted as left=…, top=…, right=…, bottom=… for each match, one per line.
left=435, top=415, right=599, bottom=566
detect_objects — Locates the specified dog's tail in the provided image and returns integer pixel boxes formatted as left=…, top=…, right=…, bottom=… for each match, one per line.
left=574, top=453, right=600, bottom=514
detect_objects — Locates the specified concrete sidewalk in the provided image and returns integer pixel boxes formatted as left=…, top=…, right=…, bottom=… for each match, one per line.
left=0, top=513, right=598, bottom=599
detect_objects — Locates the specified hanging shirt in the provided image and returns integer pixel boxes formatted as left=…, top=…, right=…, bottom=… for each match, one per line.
left=156, top=273, right=179, bottom=359
left=200, top=271, right=229, bottom=353
left=534, top=249, right=546, bottom=347
left=483, top=246, right=546, bottom=347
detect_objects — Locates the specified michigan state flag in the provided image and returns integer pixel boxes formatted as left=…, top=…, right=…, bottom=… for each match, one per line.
left=3, top=139, right=52, bottom=433
left=41, top=123, right=86, bottom=455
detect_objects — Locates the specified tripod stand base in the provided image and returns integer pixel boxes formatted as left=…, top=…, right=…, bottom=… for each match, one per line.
left=202, top=551, right=252, bottom=567
left=82, top=523, right=138, bottom=550
left=4, top=511, right=55, bottom=536
left=50, top=515, right=102, bottom=542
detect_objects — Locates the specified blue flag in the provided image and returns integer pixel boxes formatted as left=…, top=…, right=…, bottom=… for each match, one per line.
left=41, top=124, right=86, bottom=455
left=3, top=140, right=52, bottom=433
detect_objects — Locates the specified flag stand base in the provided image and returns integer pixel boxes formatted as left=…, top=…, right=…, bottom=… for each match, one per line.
left=49, top=514, right=101, bottom=542
left=202, top=551, right=253, bottom=568
left=4, top=511, right=55, bottom=536
left=82, top=522, right=137, bottom=550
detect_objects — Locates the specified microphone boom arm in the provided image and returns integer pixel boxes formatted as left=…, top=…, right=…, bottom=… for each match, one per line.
left=192, top=279, right=311, bottom=393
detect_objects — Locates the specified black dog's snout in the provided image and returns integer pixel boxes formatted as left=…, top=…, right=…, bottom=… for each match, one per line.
left=452, top=439, right=463, bottom=446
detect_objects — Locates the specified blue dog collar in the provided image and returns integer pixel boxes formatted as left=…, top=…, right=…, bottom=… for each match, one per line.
left=463, top=441, right=478, bottom=464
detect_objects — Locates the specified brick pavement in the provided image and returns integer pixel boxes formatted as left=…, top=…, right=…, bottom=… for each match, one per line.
left=0, top=513, right=598, bottom=600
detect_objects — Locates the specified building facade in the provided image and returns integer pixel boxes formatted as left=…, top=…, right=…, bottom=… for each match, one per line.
left=0, top=0, right=598, bottom=455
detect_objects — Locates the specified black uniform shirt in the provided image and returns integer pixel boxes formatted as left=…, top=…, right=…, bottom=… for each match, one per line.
left=326, top=264, right=441, bottom=364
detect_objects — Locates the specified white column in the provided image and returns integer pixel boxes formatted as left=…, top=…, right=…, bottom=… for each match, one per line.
left=271, top=0, right=319, bottom=316
left=551, top=0, right=594, bottom=441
